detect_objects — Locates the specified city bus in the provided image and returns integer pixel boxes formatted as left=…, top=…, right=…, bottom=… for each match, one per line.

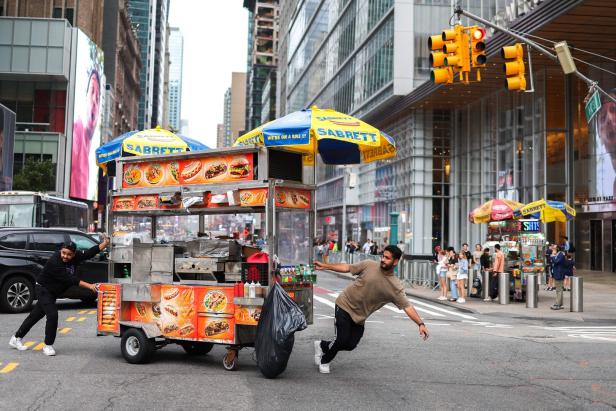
left=0, top=191, right=88, bottom=231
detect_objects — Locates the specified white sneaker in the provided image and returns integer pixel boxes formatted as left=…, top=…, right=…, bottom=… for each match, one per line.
left=9, top=335, right=28, bottom=351
left=457, top=298, right=466, bottom=303
left=314, top=340, right=323, bottom=366
left=437, top=296, right=447, bottom=301
left=319, top=362, right=330, bottom=374
left=42, top=345, right=56, bottom=356
left=483, top=297, right=492, bottom=302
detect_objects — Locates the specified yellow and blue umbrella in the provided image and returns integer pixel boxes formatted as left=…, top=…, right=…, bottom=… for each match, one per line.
left=513, top=199, right=576, bottom=223
left=96, top=126, right=209, bottom=168
left=233, top=106, right=396, bottom=164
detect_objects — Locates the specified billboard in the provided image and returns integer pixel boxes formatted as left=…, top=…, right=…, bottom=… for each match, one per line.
left=590, top=88, right=616, bottom=201
left=69, top=30, right=105, bottom=201
left=0, top=104, right=15, bottom=191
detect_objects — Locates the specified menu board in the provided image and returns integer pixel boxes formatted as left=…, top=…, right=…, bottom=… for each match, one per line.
left=239, top=188, right=268, bottom=207
left=97, top=284, right=121, bottom=334
left=122, top=154, right=254, bottom=189
left=274, top=188, right=311, bottom=209
left=158, top=285, right=197, bottom=339
left=197, top=315, right=235, bottom=343
left=196, top=286, right=235, bottom=315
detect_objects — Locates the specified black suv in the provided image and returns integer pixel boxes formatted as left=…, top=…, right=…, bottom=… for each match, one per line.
left=0, top=228, right=108, bottom=313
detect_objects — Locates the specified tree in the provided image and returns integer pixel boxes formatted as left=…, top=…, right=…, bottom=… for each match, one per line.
left=12, top=159, right=56, bottom=192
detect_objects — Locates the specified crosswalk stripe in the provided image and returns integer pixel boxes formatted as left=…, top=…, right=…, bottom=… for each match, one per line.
left=407, top=298, right=477, bottom=320
left=88, top=310, right=97, bottom=315
left=77, top=317, right=86, bottom=322
left=313, top=295, right=336, bottom=308
left=78, top=310, right=88, bottom=314
left=59, top=328, right=71, bottom=334
left=33, top=342, right=45, bottom=351
left=66, top=317, right=76, bottom=322
left=24, top=341, right=35, bottom=348
left=0, top=362, right=19, bottom=374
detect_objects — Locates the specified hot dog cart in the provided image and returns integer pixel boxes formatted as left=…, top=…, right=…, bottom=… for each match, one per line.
left=96, top=146, right=316, bottom=370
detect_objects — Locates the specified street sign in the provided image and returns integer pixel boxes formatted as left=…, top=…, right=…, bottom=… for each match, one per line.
left=585, top=90, right=601, bottom=122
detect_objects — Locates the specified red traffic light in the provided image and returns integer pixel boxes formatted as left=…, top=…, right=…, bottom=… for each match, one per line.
left=472, top=27, right=485, bottom=41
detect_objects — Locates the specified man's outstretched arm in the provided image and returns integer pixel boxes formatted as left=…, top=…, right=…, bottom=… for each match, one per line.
left=314, top=261, right=351, bottom=273
left=404, top=305, right=429, bottom=340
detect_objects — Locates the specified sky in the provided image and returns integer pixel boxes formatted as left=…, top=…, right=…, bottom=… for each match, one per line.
left=169, top=0, right=248, bottom=148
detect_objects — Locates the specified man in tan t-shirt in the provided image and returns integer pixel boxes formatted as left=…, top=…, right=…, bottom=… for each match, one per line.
left=313, top=245, right=429, bottom=374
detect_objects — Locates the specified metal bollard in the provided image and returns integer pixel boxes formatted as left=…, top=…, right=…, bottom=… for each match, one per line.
left=570, top=276, right=583, bottom=312
left=498, top=272, right=510, bottom=304
left=482, top=270, right=491, bottom=300
left=467, top=269, right=474, bottom=296
left=526, top=274, right=538, bottom=308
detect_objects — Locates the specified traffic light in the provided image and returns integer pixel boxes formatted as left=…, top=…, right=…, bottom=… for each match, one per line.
left=443, top=25, right=470, bottom=83
left=428, top=31, right=453, bottom=84
left=502, top=43, right=526, bottom=91
left=470, top=26, right=486, bottom=68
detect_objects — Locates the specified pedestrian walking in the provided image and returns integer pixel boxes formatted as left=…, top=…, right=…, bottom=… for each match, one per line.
left=490, top=244, right=505, bottom=301
left=473, top=244, right=483, bottom=273
left=362, top=239, right=372, bottom=254
left=545, top=243, right=556, bottom=291
left=436, top=250, right=448, bottom=300
left=313, top=245, right=429, bottom=374
left=480, top=247, right=492, bottom=301
left=550, top=246, right=567, bottom=310
left=457, top=250, right=468, bottom=303
left=446, top=248, right=459, bottom=302
left=9, top=237, right=110, bottom=356
left=564, top=252, right=575, bottom=291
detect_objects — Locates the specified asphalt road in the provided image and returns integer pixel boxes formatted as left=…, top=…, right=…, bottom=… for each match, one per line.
left=1, top=271, right=615, bottom=410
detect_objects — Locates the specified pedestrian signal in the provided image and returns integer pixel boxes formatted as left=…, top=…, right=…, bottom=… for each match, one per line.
left=502, top=43, right=526, bottom=91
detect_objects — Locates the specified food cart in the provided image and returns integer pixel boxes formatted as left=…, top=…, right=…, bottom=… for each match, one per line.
left=484, top=219, right=545, bottom=301
left=96, top=146, right=316, bottom=370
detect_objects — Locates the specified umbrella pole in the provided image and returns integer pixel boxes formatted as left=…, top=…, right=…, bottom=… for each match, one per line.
left=313, top=160, right=317, bottom=239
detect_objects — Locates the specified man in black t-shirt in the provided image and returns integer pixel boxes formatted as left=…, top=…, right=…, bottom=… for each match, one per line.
left=9, top=237, right=109, bottom=356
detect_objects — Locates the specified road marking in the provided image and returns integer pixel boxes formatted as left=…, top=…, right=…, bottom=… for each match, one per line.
left=59, top=328, right=71, bottom=334
left=314, top=295, right=336, bottom=308
left=33, top=342, right=45, bottom=351
left=77, top=317, right=87, bottom=322
left=78, top=310, right=88, bottom=314
left=88, top=310, right=97, bottom=315
left=407, top=298, right=477, bottom=320
left=0, top=362, right=19, bottom=374
left=66, top=317, right=76, bottom=322
left=24, top=341, right=35, bottom=348
left=425, top=322, right=451, bottom=326
left=462, top=320, right=512, bottom=328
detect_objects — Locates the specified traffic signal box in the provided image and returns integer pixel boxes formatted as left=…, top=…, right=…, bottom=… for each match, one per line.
left=429, top=32, right=453, bottom=84
left=502, top=43, right=526, bottom=91
left=429, top=25, right=485, bottom=85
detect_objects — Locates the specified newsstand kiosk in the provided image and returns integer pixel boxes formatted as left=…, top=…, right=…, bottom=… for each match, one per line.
left=96, top=146, right=315, bottom=371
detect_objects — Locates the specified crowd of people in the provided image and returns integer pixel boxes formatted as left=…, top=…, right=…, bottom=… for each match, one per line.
left=433, top=237, right=576, bottom=308
left=315, top=238, right=404, bottom=262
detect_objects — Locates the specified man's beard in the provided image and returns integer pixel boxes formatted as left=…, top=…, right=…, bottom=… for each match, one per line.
left=380, top=262, right=394, bottom=271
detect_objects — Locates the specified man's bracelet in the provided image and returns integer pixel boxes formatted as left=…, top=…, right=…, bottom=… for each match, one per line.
left=418, top=322, right=425, bottom=327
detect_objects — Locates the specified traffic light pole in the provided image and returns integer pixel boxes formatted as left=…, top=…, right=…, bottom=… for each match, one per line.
left=454, top=4, right=616, bottom=104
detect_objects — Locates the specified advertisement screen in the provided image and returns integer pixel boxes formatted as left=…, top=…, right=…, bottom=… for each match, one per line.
left=0, top=105, right=15, bottom=191
left=70, top=30, right=105, bottom=201
left=590, top=89, right=616, bottom=201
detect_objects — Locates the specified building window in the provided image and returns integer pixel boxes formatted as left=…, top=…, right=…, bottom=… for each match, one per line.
left=52, top=8, right=62, bottom=18
left=65, top=8, right=74, bottom=25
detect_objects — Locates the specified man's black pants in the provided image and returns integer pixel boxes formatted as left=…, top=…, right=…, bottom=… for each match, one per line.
left=320, top=305, right=364, bottom=364
left=489, top=273, right=500, bottom=299
left=15, top=285, right=58, bottom=345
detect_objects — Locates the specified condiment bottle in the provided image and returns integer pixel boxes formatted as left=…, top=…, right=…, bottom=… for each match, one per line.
left=249, top=281, right=256, bottom=298
left=243, top=281, right=249, bottom=297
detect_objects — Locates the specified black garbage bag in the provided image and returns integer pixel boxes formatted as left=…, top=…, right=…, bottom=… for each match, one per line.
left=470, top=275, right=482, bottom=298
left=255, top=282, right=307, bottom=378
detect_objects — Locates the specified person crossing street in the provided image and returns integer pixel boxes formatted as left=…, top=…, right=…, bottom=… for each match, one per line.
left=9, top=237, right=110, bottom=356
left=313, top=245, right=429, bottom=374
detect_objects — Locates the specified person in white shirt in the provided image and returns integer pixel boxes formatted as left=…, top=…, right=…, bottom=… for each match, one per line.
left=362, top=240, right=372, bottom=254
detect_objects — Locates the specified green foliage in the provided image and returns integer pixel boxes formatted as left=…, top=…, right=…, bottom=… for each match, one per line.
left=12, top=159, right=56, bottom=192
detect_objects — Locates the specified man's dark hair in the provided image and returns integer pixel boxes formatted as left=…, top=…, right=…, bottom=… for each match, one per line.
left=483, top=248, right=490, bottom=253
left=462, top=243, right=469, bottom=247
left=61, top=241, right=77, bottom=252
left=495, top=244, right=501, bottom=250
left=563, top=236, right=568, bottom=240
left=384, top=245, right=403, bottom=260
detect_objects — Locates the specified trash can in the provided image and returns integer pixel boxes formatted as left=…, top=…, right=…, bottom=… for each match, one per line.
left=570, top=276, right=583, bottom=312
left=482, top=271, right=491, bottom=301
left=526, top=274, right=538, bottom=308
left=498, top=272, right=510, bottom=305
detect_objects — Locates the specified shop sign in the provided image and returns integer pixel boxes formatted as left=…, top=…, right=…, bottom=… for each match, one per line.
left=324, top=216, right=336, bottom=225
left=519, top=220, right=540, bottom=232
left=585, top=90, right=601, bottom=123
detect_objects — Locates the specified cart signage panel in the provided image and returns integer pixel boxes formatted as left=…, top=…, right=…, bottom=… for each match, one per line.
left=198, top=315, right=235, bottom=343
left=520, top=220, right=540, bottom=232
left=274, top=188, right=311, bottom=209
left=122, top=153, right=254, bottom=188
left=97, top=284, right=121, bottom=334
left=159, top=286, right=198, bottom=339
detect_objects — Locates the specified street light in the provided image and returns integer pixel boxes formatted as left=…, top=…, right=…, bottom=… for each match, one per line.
left=554, top=41, right=577, bottom=74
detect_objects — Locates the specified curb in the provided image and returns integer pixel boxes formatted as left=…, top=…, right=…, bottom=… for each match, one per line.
left=321, top=269, right=478, bottom=314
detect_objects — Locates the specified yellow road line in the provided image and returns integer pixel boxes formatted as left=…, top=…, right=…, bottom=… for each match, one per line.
left=88, top=310, right=97, bottom=315
left=77, top=317, right=86, bottom=322
left=0, top=363, right=19, bottom=374
left=78, top=310, right=88, bottom=314
left=24, top=341, right=35, bottom=348
left=66, top=317, right=76, bottom=322
left=59, top=328, right=71, bottom=334
left=33, top=342, right=45, bottom=351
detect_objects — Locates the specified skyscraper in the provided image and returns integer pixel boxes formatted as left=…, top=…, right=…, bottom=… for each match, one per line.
left=221, top=73, right=246, bottom=148
left=151, top=0, right=170, bottom=127
left=168, top=27, right=183, bottom=132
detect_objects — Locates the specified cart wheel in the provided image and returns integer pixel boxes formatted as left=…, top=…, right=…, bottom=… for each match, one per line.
left=121, top=328, right=154, bottom=364
left=223, top=349, right=238, bottom=371
left=180, top=341, right=214, bottom=355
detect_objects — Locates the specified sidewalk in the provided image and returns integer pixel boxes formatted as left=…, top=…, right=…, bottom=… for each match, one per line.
left=324, top=269, right=616, bottom=322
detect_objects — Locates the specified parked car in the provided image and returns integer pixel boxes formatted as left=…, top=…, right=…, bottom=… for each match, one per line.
left=0, top=228, right=108, bottom=313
